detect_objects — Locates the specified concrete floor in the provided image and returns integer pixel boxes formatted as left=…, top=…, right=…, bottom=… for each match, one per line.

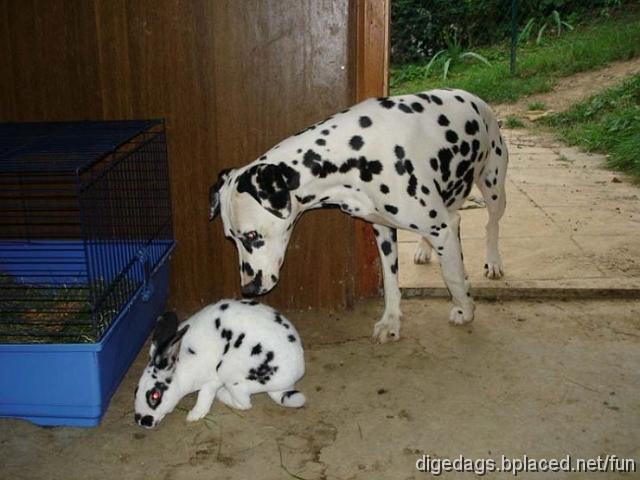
left=1, top=297, right=639, bottom=479
left=399, top=129, right=640, bottom=296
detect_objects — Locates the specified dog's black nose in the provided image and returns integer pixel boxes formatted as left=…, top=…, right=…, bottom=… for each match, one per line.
left=241, top=270, right=263, bottom=297
left=241, top=282, right=260, bottom=297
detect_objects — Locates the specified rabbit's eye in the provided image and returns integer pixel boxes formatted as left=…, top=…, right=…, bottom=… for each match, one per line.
left=148, top=388, right=162, bottom=407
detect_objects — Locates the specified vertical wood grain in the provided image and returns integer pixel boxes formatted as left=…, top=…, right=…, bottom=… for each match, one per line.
left=0, top=0, right=357, bottom=314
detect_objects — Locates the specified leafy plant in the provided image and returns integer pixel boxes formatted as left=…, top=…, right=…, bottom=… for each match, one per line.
left=424, top=30, right=491, bottom=80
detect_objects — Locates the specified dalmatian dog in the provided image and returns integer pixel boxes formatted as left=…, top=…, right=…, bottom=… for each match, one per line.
left=209, top=88, right=507, bottom=343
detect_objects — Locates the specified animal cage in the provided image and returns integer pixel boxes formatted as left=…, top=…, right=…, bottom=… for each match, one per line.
left=0, top=120, right=175, bottom=426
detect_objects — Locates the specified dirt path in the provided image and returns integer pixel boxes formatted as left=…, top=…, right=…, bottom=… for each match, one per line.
left=399, top=57, right=640, bottom=296
left=494, top=56, right=640, bottom=120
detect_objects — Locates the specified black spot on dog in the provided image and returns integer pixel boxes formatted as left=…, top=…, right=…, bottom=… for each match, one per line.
left=251, top=343, right=262, bottom=356
left=223, top=343, right=230, bottom=355
left=288, top=335, right=296, bottom=343
left=321, top=129, right=330, bottom=136
left=380, top=184, right=389, bottom=194
left=349, top=136, right=364, bottom=151
left=492, top=194, right=498, bottom=200
left=381, top=241, right=392, bottom=256
left=214, top=318, right=220, bottom=330
left=445, top=130, right=459, bottom=143
left=339, top=156, right=383, bottom=182
left=316, top=138, right=326, bottom=146
left=430, top=158, right=439, bottom=171
left=471, top=102, right=480, bottom=114
left=303, top=149, right=338, bottom=178
left=438, top=114, right=450, bottom=126
left=460, top=140, right=470, bottom=157
left=410, top=223, right=418, bottom=229
left=421, top=185, right=430, bottom=195
left=390, top=258, right=398, bottom=274
left=220, top=303, right=229, bottom=311
left=188, top=347, right=196, bottom=355
left=430, top=94, right=443, bottom=105
left=438, top=148, right=454, bottom=181
left=456, top=159, right=472, bottom=178
left=465, top=120, right=480, bottom=135
left=485, top=178, right=492, bottom=188
left=384, top=205, right=398, bottom=215
left=455, top=95, right=465, bottom=102
left=416, top=93, right=431, bottom=102
left=359, top=116, right=372, bottom=128
left=221, top=328, right=233, bottom=342
left=296, top=194, right=316, bottom=204
left=234, top=333, right=245, bottom=348
left=378, top=97, right=395, bottom=109
left=407, top=175, right=418, bottom=197
left=394, top=145, right=405, bottom=159
left=496, top=147, right=502, bottom=156
left=411, top=102, right=424, bottom=112
left=398, top=103, right=413, bottom=114
left=241, top=262, right=254, bottom=277
left=429, top=209, right=437, bottom=218
left=216, top=360, right=222, bottom=371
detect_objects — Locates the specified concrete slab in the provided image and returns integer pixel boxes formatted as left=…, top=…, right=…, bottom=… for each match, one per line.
left=1, top=298, right=638, bottom=479
left=398, top=129, right=640, bottom=297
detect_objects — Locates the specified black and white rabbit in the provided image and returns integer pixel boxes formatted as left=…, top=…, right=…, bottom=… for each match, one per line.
left=134, top=299, right=305, bottom=428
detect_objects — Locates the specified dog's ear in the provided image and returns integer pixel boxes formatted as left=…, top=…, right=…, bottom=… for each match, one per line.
left=236, top=162, right=300, bottom=219
left=209, top=169, right=233, bottom=221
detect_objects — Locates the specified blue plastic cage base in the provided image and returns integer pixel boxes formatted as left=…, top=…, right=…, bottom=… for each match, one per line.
left=0, top=250, right=173, bottom=427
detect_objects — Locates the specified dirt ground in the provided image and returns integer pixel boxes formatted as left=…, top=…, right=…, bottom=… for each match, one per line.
left=1, top=297, right=639, bottom=480
left=494, top=56, right=640, bottom=120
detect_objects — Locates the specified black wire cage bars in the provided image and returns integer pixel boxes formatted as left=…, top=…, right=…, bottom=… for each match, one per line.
left=0, top=120, right=175, bottom=343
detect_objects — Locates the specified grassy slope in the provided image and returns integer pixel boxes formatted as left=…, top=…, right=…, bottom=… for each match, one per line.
left=542, top=74, right=640, bottom=179
left=391, top=10, right=640, bottom=103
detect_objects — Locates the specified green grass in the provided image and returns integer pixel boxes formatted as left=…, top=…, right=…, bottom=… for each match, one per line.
left=504, top=115, right=525, bottom=129
left=542, top=74, right=640, bottom=179
left=391, top=9, right=640, bottom=104
left=528, top=100, right=548, bottom=110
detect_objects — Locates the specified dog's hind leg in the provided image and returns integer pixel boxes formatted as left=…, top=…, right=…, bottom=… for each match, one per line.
left=371, top=224, right=402, bottom=343
left=477, top=132, right=508, bottom=279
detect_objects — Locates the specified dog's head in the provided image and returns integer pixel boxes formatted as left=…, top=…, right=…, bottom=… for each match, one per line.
left=209, top=162, right=301, bottom=296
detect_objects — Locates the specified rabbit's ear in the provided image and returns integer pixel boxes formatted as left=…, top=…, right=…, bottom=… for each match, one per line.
left=150, top=312, right=178, bottom=359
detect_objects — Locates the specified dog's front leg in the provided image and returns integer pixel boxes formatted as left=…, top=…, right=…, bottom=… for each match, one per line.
left=371, top=224, right=402, bottom=343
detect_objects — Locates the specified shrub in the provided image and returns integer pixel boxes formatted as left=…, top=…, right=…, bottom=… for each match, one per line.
left=391, top=0, right=636, bottom=65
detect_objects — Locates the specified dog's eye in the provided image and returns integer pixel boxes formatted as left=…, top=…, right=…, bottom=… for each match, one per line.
left=245, top=231, right=258, bottom=242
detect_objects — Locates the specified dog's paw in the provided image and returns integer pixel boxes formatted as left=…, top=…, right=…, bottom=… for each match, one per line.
left=484, top=261, right=504, bottom=279
left=413, top=243, right=432, bottom=264
left=371, top=313, right=401, bottom=343
left=449, top=306, right=474, bottom=325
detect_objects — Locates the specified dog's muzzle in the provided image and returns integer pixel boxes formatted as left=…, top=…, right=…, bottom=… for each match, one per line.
left=241, top=270, right=263, bottom=297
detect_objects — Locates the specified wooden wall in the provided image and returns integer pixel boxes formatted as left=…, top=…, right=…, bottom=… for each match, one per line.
left=0, top=0, right=367, bottom=314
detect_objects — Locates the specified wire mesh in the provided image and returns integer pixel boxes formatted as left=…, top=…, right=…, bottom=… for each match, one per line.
left=0, top=120, right=174, bottom=343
